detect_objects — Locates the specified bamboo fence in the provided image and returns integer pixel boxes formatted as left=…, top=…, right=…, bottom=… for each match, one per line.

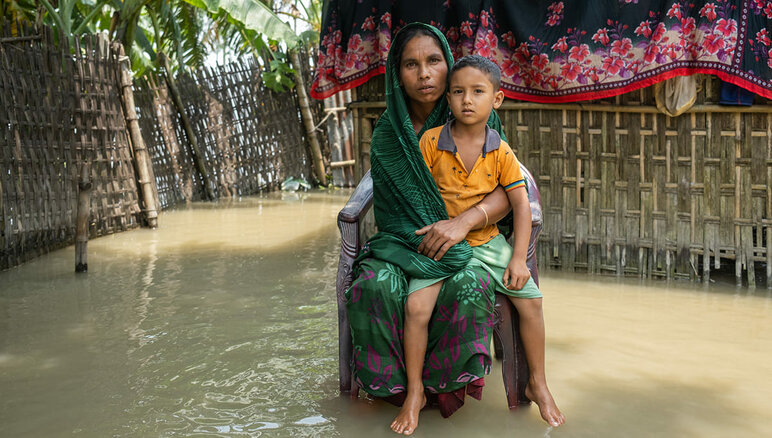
left=1, top=24, right=324, bottom=270
left=351, top=75, right=772, bottom=287
left=0, top=26, right=140, bottom=270
left=133, top=55, right=324, bottom=209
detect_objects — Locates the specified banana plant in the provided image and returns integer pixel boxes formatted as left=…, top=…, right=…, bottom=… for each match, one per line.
left=1, top=0, right=39, bottom=34
left=184, top=0, right=300, bottom=49
left=183, top=0, right=326, bottom=183
left=38, top=0, right=110, bottom=36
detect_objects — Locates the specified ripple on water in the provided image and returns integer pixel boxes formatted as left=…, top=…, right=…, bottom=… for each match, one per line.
left=294, top=415, right=329, bottom=425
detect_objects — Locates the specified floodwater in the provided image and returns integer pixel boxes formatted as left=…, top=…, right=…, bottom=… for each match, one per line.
left=1, top=191, right=771, bottom=438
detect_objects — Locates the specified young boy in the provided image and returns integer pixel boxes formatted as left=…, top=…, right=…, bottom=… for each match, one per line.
left=391, top=55, right=565, bottom=435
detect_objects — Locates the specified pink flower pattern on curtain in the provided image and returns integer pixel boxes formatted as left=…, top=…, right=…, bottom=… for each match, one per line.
left=310, top=0, right=772, bottom=102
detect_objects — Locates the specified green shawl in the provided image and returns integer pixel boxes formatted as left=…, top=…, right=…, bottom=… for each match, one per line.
left=361, top=22, right=507, bottom=279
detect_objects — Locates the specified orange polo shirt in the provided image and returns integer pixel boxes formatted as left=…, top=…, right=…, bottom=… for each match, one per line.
left=419, top=121, right=525, bottom=247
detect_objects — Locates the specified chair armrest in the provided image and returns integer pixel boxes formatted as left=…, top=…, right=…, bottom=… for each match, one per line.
left=338, top=170, right=373, bottom=224
left=336, top=169, right=373, bottom=321
left=335, top=171, right=374, bottom=393
left=519, top=164, right=543, bottom=285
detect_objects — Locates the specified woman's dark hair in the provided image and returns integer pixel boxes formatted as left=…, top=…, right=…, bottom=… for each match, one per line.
left=391, top=26, right=446, bottom=71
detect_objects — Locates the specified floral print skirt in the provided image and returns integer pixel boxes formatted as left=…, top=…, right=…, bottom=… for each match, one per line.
left=345, top=257, right=497, bottom=414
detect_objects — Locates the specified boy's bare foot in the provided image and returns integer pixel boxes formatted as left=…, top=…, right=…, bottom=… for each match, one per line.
left=525, top=381, right=565, bottom=427
left=390, top=390, right=426, bottom=435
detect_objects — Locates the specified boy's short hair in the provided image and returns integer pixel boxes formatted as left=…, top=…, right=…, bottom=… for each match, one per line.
left=449, top=55, right=501, bottom=90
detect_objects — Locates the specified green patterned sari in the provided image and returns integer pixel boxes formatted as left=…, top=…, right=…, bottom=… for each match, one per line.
left=345, top=22, right=508, bottom=417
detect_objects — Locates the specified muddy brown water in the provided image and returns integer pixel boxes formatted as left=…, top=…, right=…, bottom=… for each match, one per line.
left=1, top=191, right=770, bottom=437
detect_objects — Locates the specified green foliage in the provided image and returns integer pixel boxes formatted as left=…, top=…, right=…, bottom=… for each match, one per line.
left=263, top=52, right=295, bottom=92
left=13, top=0, right=322, bottom=85
left=183, top=0, right=300, bottom=48
left=0, top=0, right=37, bottom=35
left=298, top=29, right=318, bottom=46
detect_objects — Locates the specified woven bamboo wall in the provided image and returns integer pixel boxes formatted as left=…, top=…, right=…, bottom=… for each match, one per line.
left=0, top=27, right=140, bottom=270
left=133, top=56, right=323, bottom=209
left=352, top=75, right=772, bottom=286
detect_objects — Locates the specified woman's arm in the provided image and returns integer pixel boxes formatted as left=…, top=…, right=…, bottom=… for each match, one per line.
left=415, top=185, right=511, bottom=260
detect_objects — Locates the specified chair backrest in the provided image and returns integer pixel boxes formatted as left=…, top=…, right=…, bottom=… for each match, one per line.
left=335, top=167, right=543, bottom=393
left=337, top=166, right=543, bottom=295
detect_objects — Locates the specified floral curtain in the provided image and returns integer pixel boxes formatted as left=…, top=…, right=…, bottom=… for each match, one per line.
left=310, top=0, right=772, bottom=102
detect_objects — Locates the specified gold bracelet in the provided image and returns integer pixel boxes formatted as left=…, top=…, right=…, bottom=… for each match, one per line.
left=475, top=204, right=489, bottom=227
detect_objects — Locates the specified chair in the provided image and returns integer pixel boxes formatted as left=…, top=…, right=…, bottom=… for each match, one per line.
left=335, top=165, right=543, bottom=409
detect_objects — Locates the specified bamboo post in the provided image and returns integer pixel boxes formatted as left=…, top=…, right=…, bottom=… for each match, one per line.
left=159, top=52, right=215, bottom=201
left=351, top=91, right=362, bottom=183
left=0, top=179, right=4, bottom=266
left=325, top=96, right=344, bottom=185
left=75, top=163, right=92, bottom=273
left=359, top=115, right=373, bottom=176
left=116, top=43, right=158, bottom=228
left=289, top=48, right=327, bottom=185
left=289, top=49, right=327, bottom=185
left=339, top=90, right=355, bottom=186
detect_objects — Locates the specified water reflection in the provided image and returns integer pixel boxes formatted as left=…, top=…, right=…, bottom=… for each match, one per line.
left=0, top=191, right=770, bottom=437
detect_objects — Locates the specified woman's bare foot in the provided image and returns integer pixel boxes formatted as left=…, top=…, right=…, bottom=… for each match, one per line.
left=390, top=390, right=426, bottom=435
left=525, top=381, right=565, bottom=427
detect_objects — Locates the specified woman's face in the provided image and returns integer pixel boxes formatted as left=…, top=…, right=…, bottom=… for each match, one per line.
left=398, top=35, right=448, bottom=107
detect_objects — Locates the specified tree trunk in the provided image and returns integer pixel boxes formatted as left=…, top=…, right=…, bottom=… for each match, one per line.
left=159, top=52, right=216, bottom=200
left=289, top=48, right=326, bottom=185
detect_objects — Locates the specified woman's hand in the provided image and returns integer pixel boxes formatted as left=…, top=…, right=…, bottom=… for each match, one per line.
left=503, top=258, right=531, bottom=290
left=415, top=218, right=471, bottom=261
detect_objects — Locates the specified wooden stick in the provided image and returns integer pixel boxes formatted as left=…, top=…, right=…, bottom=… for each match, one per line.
left=159, top=52, right=216, bottom=201
left=75, top=163, right=92, bottom=273
left=0, top=35, right=42, bottom=43
left=116, top=43, right=158, bottom=228
left=0, top=179, right=4, bottom=266
left=289, top=48, right=327, bottom=185
left=330, top=159, right=355, bottom=168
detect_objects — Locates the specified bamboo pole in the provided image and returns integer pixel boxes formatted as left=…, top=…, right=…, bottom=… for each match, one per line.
left=116, top=43, right=158, bottom=228
left=75, top=163, right=92, bottom=273
left=359, top=116, right=373, bottom=176
left=159, top=52, right=215, bottom=201
left=339, top=90, right=355, bottom=186
left=0, top=179, right=4, bottom=264
left=289, top=48, right=327, bottom=185
left=330, top=160, right=355, bottom=168
left=326, top=96, right=344, bottom=185
left=0, top=35, right=42, bottom=43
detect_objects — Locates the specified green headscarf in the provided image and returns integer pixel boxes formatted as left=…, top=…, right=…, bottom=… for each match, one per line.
left=360, top=22, right=507, bottom=279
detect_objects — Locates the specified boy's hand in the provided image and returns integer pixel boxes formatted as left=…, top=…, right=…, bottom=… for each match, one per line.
left=503, top=259, right=531, bottom=290
left=415, top=219, right=468, bottom=261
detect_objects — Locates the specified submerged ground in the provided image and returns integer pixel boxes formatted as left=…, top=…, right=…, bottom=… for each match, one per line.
left=0, top=190, right=770, bottom=437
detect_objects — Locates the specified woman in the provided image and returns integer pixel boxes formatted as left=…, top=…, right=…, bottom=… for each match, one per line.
left=345, top=23, right=512, bottom=434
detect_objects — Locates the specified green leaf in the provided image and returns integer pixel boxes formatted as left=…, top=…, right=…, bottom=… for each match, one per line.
left=299, top=29, right=319, bottom=46
left=263, top=71, right=285, bottom=92
left=184, top=0, right=300, bottom=48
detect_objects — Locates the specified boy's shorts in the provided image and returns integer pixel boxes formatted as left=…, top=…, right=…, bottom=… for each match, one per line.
left=407, top=234, right=542, bottom=299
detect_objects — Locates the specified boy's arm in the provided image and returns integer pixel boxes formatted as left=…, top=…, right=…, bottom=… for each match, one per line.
left=475, top=185, right=511, bottom=225
left=415, top=186, right=510, bottom=260
left=502, top=186, right=532, bottom=290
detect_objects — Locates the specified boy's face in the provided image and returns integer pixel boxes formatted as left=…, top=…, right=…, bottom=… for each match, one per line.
left=446, top=66, right=504, bottom=126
